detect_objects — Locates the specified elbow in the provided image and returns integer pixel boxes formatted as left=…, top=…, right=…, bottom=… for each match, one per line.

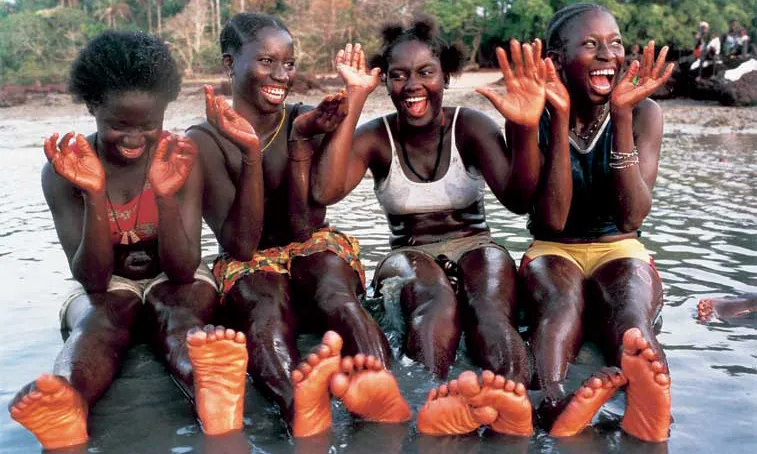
left=617, top=218, right=644, bottom=233
left=76, top=270, right=112, bottom=294
left=311, top=183, right=341, bottom=207
left=544, top=216, right=568, bottom=233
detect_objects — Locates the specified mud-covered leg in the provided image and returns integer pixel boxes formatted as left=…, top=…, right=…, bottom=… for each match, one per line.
left=220, top=272, right=299, bottom=424
left=374, top=251, right=462, bottom=379
left=521, top=255, right=585, bottom=427
left=458, top=246, right=529, bottom=384
left=588, top=258, right=670, bottom=442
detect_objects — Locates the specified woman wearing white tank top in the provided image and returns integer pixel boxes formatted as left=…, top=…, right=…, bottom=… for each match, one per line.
left=314, top=17, right=550, bottom=436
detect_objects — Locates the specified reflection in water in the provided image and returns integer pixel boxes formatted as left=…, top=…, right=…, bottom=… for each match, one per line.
left=1, top=109, right=756, bottom=454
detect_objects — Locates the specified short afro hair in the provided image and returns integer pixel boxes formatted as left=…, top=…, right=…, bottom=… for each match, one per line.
left=369, top=15, right=466, bottom=77
left=220, top=13, right=291, bottom=56
left=69, top=30, right=181, bottom=108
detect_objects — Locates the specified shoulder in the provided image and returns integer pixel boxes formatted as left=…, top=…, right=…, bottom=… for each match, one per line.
left=632, top=98, right=663, bottom=131
left=456, top=107, right=501, bottom=136
left=41, top=162, right=79, bottom=209
left=356, top=115, right=390, bottom=142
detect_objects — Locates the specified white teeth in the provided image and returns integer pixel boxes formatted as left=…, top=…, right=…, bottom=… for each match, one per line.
left=405, top=96, right=426, bottom=104
left=262, top=87, right=285, bottom=97
left=590, top=69, right=615, bottom=76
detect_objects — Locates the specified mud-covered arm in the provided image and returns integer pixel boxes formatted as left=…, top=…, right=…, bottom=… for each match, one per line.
left=41, top=133, right=113, bottom=292
left=309, top=44, right=381, bottom=206
left=152, top=136, right=204, bottom=282
left=608, top=42, right=672, bottom=232
left=192, top=86, right=265, bottom=261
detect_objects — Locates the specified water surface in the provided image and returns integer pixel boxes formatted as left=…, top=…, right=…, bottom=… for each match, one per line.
left=1, top=104, right=756, bottom=453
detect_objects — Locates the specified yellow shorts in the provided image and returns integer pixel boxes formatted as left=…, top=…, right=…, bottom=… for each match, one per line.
left=521, top=238, right=652, bottom=277
left=59, top=263, right=216, bottom=330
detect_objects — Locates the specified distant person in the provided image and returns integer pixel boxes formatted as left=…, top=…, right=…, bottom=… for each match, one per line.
left=735, top=28, right=750, bottom=55
left=724, top=20, right=739, bottom=55
left=7, top=31, right=244, bottom=451
left=693, top=21, right=710, bottom=58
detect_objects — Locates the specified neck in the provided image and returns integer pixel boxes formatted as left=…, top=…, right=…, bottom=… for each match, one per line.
left=570, top=101, right=607, bottom=132
left=233, top=99, right=284, bottom=135
left=398, top=109, right=445, bottom=147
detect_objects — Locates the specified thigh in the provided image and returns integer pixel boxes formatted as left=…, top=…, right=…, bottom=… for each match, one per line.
left=520, top=255, right=586, bottom=325
left=457, top=245, right=518, bottom=319
left=374, top=249, right=456, bottom=316
left=220, top=271, right=296, bottom=331
left=290, top=251, right=363, bottom=304
left=66, top=290, right=143, bottom=334
left=145, top=279, right=217, bottom=319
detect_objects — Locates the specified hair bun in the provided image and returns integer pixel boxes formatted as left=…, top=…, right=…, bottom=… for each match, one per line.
left=411, top=15, right=438, bottom=40
left=381, top=24, right=404, bottom=44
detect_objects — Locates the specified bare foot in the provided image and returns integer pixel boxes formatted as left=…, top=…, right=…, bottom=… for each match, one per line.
left=620, top=328, right=672, bottom=442
left=291, top=330, right=343, bottom=438
left=187, top=325, right=248, bottom=435
left=549, top=367, right=628, bottom=437
left=329, top=354, right=411, bottom=423
left=9, top=374, right=88, bottom=450
left=697, top=299, right=714, bottom=321
left=417, top=371, right=497, bottom=436
left=466, top=370, right=534, bottom=436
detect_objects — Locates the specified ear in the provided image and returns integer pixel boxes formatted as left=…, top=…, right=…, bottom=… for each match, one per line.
left=222, top=53, right=234, bottom=73
left=444, top=73, right=451, bottom=89
left=546, top=50, right=563, bottom=72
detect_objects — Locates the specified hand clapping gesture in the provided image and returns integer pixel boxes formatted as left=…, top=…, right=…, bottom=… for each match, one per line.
left=204, top=85, right=261, bottom=156
left=476, top=39, right=547, bottom=128
left=335, top=43, right=381, bottom=95
left=148, top=135, right=198, bottom=198
left=611, top=41, right=673, bottom=112
left=44, top=132, right=106, bottom=195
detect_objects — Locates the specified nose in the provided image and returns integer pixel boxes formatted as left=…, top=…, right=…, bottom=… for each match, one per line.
left=271, top=62, right=289, bottom=82
left=122, top=131, right=146, bottom=148
left=597, top=42, right=614, bottom=61
left=405, top=72, right=422, bottom=90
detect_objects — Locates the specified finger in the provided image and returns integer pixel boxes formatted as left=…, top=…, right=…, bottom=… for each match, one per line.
left=640, top=40, right=654, bottom=80
left=43, top=133, right=59, bottom=162
left=204, top=85, right=218, bottom=125
left=335, top=49, right=346, bottom=68
left=533, top=38, right=543, bottom=60
left=153, top=135, right=171, bottom=162
left=74, top=134, right=94, bottom=157
left=660, top=62, right=675, bottom=84
left=651, top=46, right=669, bottom=79
left=475, top=86, right=500, bottom=107
left=534, top=39, right=546, bottom=79
left=510, top=39, right=524, bottom=78
left=495, top=47, right=514, bottom=81
left=622, top=59, right=641, bottom=85
left=370, top=67, right=382, bottom=79
left=344, top=43, right=353, bottom=69
left=358, top=49, right=367, bottom=73
left=545, top=57, right=558, bottom=81
left=522, top=43, right=536, bottom=78
left=59, top=132, right=75, bottom=156
left=352, top=43, right=362, bottom=68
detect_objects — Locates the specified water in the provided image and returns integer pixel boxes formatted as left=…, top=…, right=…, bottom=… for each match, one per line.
left=1, top=102, right=756, bottom=453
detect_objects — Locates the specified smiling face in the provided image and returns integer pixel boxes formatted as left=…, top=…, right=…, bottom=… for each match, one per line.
left=558, top=10, right=625, bottom=104
left=386, top=40, right=447, bottom=127
left=93, top=90, right=166, bottom=163
left=226, top=26, right=295, bottom=114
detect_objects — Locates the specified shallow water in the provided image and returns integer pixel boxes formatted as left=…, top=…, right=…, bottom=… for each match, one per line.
left=1, top=104, right=756, bottom=454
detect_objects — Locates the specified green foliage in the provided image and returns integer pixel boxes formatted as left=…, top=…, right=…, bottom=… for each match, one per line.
left=1, top=0, right=756, bottom=84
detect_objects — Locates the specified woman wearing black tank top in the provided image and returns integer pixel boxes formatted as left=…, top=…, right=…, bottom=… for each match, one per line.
left=186, top=13, right=410, bottom=438
left=520, top=3, right=675, bottom=442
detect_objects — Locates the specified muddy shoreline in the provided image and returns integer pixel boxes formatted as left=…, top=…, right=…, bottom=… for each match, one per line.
left=4, top=71, right=757, bottom=133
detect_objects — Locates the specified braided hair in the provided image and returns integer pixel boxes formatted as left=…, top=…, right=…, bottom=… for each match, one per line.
left=369, top=15, right=466, bottom=79
left=69, top=30, right=181, bottom=108
left=220, top=13, right=291, bottom=56
left=545, top=3, right=613, bottom=53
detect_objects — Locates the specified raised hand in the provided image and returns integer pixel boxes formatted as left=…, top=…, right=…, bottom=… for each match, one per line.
left=476, top=39, right=546, bottom=128
left=292, top=89, right=349, bottom=138
left=611, top=41, right=673, bottom=112
left=335, top=43, right=381, bottom=94
left=148, top=135, right=198, bottom=198
left=204, top=85, right=261, bottom=155
left=44, top=132, right=105, bottom=195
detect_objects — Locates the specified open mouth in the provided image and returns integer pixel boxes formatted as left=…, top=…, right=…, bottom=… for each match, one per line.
left=261, top=85, right=287, bottom=104
left=588, top=68, right=616, bottom=95
left=403, top=96, right=428, bottom=117
left=118, top=145, right=146, bottom=159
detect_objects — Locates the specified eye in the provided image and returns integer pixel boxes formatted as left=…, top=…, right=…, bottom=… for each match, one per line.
left=583, top=39, right=597, bottom=49
left=285, top=61, right=296, bottom=70
left=612, top=38, right=623, bottom=47
left=259, top=57, right=273, bottom=64
left=389, top=72, right=407, bottom=81
left=420, top=69, right=433, bottom=77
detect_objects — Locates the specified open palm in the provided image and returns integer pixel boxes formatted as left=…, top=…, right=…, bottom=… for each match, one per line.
left=148, top=135, right=198, bottom=198
left=44, top=132, right=106, bottom=194
left=204, top=85, right=261, bottom=155
left=476, top=40, right=546, bottom=127
left=335, top=43, right=381, bottom=94
left=612, top=41, right=673, bottom=111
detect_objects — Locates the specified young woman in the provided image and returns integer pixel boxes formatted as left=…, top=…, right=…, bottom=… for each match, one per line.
left=519, top=3, right=674, bottom=442
left=187, top=13, right=409, bottom=438
left=313, top=17, right=554, bottom=436
left=8, top=31, right=247, bottom=450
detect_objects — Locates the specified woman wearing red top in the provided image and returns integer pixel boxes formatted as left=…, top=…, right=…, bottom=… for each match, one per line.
left=8, top=31, right=247, bottom=450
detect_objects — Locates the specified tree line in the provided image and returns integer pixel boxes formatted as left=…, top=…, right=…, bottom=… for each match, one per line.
left=1, top=0, right=755, bottom=85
